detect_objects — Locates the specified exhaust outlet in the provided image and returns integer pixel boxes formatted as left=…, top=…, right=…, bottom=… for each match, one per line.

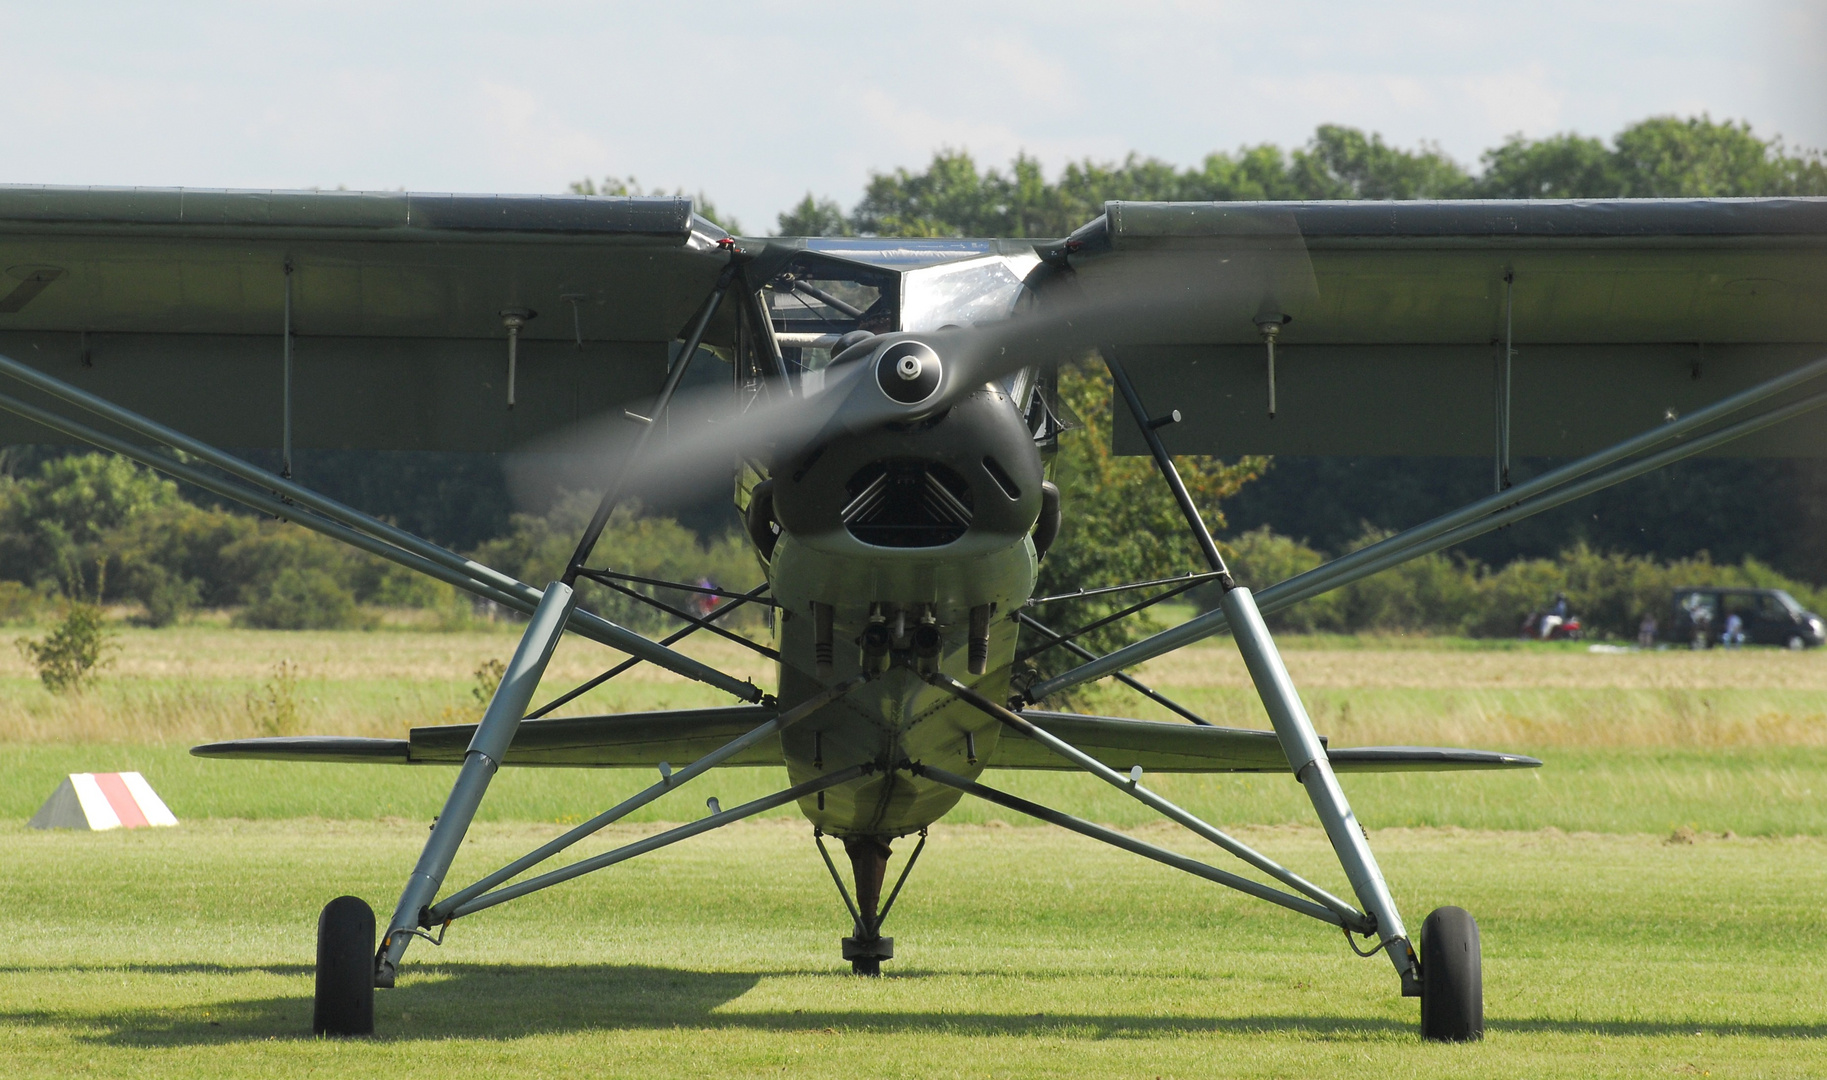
left=912, top=610, right=942, bottom=675
left=860, top=609, right=890, bottom=673
left=968, top=604, right=992, bottom=675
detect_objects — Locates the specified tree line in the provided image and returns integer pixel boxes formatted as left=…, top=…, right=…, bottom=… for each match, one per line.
left=0, top=452, right=762, bottom=634
left=776, top=116, right=1827, bottom=238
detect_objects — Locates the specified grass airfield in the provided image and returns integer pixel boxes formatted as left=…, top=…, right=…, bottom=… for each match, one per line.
left=3, top=626, right=1826, bottom=1077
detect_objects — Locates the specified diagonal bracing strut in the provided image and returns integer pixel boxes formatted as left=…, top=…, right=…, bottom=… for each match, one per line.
left=1016, top=611, right=1211, bottom=726
left=445, top=764, right=871, bottom=920
left=527, top=583, right=773, bottom=720
left=913, top=762, right=1355, bottom=929
left=429, top=675, right=868, bottom=923
left=922, top=672, right=1369, bottom=931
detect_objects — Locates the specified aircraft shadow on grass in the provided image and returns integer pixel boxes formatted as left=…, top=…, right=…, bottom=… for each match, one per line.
left=5, top=963, right=1824, bottom=1045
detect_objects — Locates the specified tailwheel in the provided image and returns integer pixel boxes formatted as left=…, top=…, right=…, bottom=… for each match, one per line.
left=843, top=835, right=894, bottom=977
left=814, top=830, right=927, bottom=977
left=842, top=934, right=895, bottom=976
left=1419, top=906, right=1483, bottom=1042
left=314, top=896, right=376, bottom=1036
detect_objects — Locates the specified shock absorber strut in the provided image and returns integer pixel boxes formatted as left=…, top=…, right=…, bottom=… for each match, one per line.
left=968, top=604, right=992, bottom=675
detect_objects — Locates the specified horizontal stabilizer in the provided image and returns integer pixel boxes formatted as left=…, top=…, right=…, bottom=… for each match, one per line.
left=991, top=711, right=1288, bottom=771
left=191, top=736, right=409, bottom=763
left=990, top=711, right=1540, bottom=773
left=192, top=707, right=1538, bottom=774
left=191, top=705, right=780, bottom=768
left=1326, top=746, right=1542, bottom=772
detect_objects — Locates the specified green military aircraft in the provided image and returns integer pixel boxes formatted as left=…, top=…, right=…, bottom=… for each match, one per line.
left=0, top=187, right=1821, bottom=1042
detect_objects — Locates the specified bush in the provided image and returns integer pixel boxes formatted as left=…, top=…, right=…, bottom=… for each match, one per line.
left=246, top=660, right=303, bottom=735
left=234, top=567, right=371, bottom=630
left=106, top=502, right=257, bottom=618
left=1216, top=528, right=1338, bottom=632
left=16, top=603, right=115, bottom=691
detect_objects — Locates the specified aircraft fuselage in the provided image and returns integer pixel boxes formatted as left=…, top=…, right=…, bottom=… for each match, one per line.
left=765, top=380, right=1046, bottom=838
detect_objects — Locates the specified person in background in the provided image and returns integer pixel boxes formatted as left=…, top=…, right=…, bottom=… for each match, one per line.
left=1638, top=612, right=1658, bottom=648
left=1540, top=592, right=1571, bottom=639
left=1722, top=610, right=1746, bottom=648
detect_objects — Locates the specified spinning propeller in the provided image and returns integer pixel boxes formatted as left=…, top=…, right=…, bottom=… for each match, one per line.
left=509, top=209, right=1317, bottom=509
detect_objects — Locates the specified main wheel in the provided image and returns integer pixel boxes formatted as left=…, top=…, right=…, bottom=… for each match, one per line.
left=314, top=896, right=375, bottom=1036
left=1419, top=906, right=1483, bottom=1042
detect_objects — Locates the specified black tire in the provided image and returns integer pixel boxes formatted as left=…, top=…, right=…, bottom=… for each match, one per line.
left=314, top=896, right=375, bottom=1037
left=1420, top=906, right=1483, bottom=1042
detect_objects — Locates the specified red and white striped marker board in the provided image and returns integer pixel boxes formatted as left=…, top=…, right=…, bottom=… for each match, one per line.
left=28, top=772, right=178, bottom=830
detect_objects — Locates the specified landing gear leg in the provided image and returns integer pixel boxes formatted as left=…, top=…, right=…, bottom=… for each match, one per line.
left=842, top=835, right=894, bottom=976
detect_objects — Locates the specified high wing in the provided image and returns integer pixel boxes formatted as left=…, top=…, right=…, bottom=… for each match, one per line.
left=0, top=186, right=1820, bottom=459
left=192, top=707, right=1538, bottom=773
left=0, top=187, right=732, bottom=451
left=1062, top=199, right=1827, bottom=458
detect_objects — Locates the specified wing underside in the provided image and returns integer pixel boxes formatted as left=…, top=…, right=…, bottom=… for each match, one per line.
left=190, top=707, right=1539, bottom=773
left=0, top=187, right=1820, bottom=457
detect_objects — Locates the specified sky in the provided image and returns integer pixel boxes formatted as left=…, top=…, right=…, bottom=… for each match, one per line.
left=3, top=1, right=1823, bottom=233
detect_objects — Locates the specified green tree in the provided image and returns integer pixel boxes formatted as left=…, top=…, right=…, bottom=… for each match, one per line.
left=218, top=522, right=380, bottom=630
left=104, top=503, right=258, bottom=625
left=0, top=453, right=183, bottom=597
left=837, top=127, right=1480, bottom=239
left=1476, top=132, right=1619, bottom=198
left=1607, top=115, right=1827, bottom=196
left=1477, top=115, right=1827, bottom=198
left=1287, top=125, right=1473, bottom=199
left=776, top=194, right=851, bottom=237
left=796, top=115, right=1826, bottom=242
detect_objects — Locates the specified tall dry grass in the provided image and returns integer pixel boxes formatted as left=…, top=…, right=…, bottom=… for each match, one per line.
left=1072, top=642, right=1827, bottom=751
left=0, top=627, right=770, bottom=744
left=1, top=627, right=1822, bottom=752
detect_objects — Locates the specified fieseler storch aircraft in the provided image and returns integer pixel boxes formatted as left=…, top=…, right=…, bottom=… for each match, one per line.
left=0, top=187, right=1822, bottom=1043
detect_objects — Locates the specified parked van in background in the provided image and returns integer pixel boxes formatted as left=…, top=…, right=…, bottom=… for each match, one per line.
left=1669, top=588, right=1825, bottom=649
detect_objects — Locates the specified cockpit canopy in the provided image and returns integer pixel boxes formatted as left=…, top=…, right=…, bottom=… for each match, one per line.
left=763, top=250, right=1038, bottom=374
